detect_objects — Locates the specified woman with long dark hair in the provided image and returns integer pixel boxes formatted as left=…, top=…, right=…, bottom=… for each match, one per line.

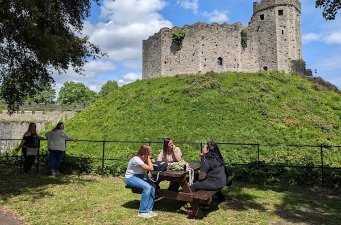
left=190, top=141, right=226, bottom=192
left=16, top=123, right=46, bottom=173
left=124, top=145, right=157, bottom=218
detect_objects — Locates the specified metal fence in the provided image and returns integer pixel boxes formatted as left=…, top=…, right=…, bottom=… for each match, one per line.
left=1, top=138, right=340, bottom=184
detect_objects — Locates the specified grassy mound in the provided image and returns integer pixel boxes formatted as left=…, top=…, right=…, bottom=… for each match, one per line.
left=41, top=71, right=341, bottom=183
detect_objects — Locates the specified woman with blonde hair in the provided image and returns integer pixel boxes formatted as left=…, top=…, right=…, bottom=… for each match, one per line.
left=124, top=145, right=157, bottom=218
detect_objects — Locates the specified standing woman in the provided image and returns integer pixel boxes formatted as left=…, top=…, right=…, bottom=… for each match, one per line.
left=190, top=141, right=226, bottom=192
left=124, top=145, right=157, bottom=218
left=45, top=122, right=74, bottom=176
left=16, top=123, right=46, bottom=173
left=157, top=138, right=182, bottom=162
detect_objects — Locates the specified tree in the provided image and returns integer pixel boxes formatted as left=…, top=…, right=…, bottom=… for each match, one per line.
left=0, top=0, right=104, bottom=113
left=57, top=81, right=97, bottom=105
left=99, top=80, right=119, bottom=97
left=316, top=0, right=341, bottom=20
left=27, top=84, right=56, bottom=104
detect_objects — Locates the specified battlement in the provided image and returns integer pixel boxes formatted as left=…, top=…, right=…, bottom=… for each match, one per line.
left=253, top=0, right=301, bottom=13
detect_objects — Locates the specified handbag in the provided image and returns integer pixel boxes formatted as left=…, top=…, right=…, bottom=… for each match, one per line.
left=152, top=161, right=168, bottom=171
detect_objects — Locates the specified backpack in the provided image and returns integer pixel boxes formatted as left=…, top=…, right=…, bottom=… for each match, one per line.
left=152, top=161, right=168, bottom=171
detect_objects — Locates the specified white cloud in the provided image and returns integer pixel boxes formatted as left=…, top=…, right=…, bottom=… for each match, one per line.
left=177, top=0, right=199, bottom=14
left=315, top=55, right=341, bottom=71
left=202, top=10, right=229, bottom=23
left=302, top=32, right=320, bottom=43
left=123, top=72, right=141, bottom=81
left=83, top=0, right=172, bottom=61
left=325, top=31, right=341, bottom=44
left=118, top=72, right=141, bottom=86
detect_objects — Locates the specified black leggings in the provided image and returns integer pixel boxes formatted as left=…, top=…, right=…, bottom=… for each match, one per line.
left=23, top=155, right=36, bottom=172
left=190, top=180, right=223, bottom=192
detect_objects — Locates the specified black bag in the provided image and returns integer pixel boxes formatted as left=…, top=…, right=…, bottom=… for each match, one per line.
left=225, top=166, right=235, bottom=186
left=153, top=161, right=168, bottom=171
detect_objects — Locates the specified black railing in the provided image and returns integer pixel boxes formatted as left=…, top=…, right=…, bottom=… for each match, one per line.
left=1, top=138, right=340, bottom=185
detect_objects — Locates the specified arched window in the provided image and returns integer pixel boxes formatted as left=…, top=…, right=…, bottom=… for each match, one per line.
left=217, top=57, right=223, bottom=65
left=263, top=66, right=268, bottom=71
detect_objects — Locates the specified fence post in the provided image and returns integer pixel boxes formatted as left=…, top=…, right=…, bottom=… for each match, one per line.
left=102, top=141, right=106, bottom=176
left=320, top=145, right=324, bottom=186
left=257, top=144, right=260, bottom=165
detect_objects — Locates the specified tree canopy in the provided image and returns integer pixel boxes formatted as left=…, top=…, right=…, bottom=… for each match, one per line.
left=316, top=0, right=341, bottom=20
left=0, top=0, right=103, bottom=113
left=57, top=81, right=97, bottom=105
left=99, top=80, right=119, bottom=97
left=26, top=83, right=56, bottom=104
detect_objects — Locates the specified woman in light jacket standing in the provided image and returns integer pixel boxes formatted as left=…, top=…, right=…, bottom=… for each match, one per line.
left=45, top=122, right=74, bottom=176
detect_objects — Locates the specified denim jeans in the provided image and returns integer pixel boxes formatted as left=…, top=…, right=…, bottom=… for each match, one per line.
left=48, top=150, right=65, bottom=172
left=124, top=175, right=156, bottom=213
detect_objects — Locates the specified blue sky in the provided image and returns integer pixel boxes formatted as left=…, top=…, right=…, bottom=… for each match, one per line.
left=53, top=0, right=341, bottom=93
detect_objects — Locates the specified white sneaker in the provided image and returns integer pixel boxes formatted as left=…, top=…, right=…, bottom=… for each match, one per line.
left=148, top=211, right=158, bottom=217
left=138, top=212, right=153, bottom=218
left=51, top=170, right=57, bottom=176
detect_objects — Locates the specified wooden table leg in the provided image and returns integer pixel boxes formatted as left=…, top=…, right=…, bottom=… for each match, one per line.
left=191, top=198, right=203, bottom=219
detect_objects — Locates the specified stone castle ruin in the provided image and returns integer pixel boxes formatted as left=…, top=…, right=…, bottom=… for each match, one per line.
left=143, top=0, right=306, bottom=78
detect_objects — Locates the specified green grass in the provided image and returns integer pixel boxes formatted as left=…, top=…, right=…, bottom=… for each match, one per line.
left=0, top=170, right=340, bottom=225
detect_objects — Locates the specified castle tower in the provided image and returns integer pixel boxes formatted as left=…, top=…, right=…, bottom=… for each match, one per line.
left=247, top=0, right=302, bottom=72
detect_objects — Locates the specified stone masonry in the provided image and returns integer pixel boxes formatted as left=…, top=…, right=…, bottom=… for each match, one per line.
left=143, top=0, right=302, bottom=78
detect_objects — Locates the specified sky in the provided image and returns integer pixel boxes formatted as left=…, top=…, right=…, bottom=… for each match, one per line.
left=52, top=0, right=341, bottom=93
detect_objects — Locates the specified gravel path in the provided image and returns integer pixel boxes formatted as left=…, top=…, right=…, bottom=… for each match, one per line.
left=0, top=207, right=24, bottom=225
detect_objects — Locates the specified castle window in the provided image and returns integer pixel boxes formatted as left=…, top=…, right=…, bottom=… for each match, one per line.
left=257, top=26, right=260, bottom=31
left=282, top=30, right=284, bottom=35
left=260, top=14, right=264, bottom=20
left=278, top=10, right=283, bottom=16
left=218, top=57, right=223, bottom=65
left=263, top=66, right=268, bottom=71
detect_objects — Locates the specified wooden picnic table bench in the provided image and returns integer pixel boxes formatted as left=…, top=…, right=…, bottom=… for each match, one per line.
left=125, top=161, right=224, bottom=218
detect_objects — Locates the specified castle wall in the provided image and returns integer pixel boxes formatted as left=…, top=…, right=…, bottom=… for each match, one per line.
left=158, top=23, right=244, bottom=76
left=143, top=31, right=162, bottom=78
left=142, top=0, right=303, bottom=78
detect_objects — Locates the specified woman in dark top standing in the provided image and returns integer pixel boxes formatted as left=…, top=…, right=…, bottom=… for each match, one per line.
left=190, top=141, right=226, bottom=192
left=16, top=123, right=46, bottom=173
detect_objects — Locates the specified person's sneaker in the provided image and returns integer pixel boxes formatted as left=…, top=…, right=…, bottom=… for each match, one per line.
left=55, top=171, right=61, bottom=176
left=51, top=170, right=57, bottom=177
left=138, top=212, right=153, bottom=218
left=148, top=211, right=158, bottom=217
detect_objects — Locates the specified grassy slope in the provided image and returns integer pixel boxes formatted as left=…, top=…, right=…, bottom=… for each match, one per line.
left=60, top=72, right=340, bottom=166
left=67, top=72, right=340, bottom=142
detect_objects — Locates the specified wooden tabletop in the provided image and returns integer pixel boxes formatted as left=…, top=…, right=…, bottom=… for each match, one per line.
left=152, top=160, right=201, bottom=178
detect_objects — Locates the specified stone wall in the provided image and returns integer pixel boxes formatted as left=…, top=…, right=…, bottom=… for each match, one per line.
left=142, top=0, right=303, bottom=78
left=0, top=111, right=76, bottom=153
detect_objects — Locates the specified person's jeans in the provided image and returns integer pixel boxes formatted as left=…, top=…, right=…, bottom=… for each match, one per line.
left=124, top=175, right=156, bottom=213
left=48, top=150, right=64, bottom=172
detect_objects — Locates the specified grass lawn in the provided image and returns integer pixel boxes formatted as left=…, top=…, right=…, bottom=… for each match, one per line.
left=0, top=171, right=340, bottom=225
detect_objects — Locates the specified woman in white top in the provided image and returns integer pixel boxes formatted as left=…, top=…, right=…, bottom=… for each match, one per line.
left=124, top=145, right=157, bottom=218
left=157, top=138, right=182, bottom=162
left=45, top=122, right=74, bottom=176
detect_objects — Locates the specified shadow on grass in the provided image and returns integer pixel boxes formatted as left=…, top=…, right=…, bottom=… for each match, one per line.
left=0, top=168, right=95, bottom=202
left=229, top=183, right=341, bottom=225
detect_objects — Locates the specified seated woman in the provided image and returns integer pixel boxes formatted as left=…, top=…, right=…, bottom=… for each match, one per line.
left=157, top=138, right=182, bottom=163
left=190, top=141, right=226, bottom=192
left=123, top=145, right=157, bottom=219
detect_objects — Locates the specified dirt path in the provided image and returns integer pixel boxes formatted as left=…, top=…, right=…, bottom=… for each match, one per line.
left=0, top=207, right=24, bottom=225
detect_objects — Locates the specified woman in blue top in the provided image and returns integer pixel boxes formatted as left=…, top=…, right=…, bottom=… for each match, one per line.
left=124, top=145, right=157, bottom=219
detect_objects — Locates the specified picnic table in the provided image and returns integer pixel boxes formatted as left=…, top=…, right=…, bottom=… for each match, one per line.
left=127, top=161, right=222, bottom=218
